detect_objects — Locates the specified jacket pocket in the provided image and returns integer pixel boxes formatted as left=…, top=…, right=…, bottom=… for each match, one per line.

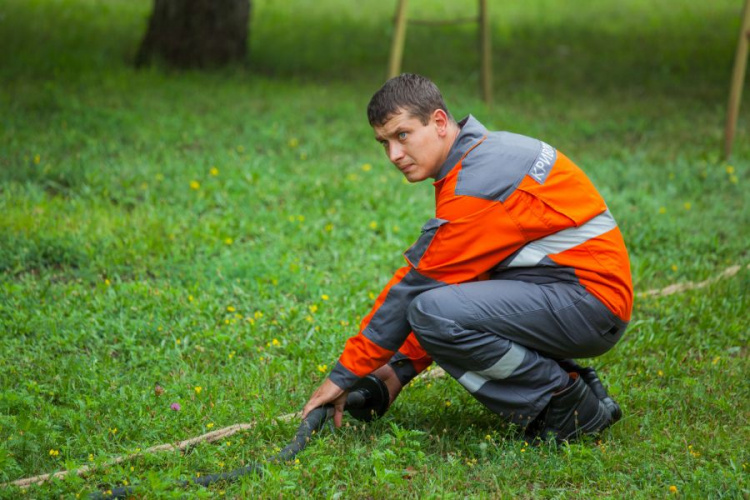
left=404, top=218, right=449, bottom=268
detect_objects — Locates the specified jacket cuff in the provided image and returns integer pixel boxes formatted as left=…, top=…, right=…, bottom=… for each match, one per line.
left=329, top=361, right=361, bottom=390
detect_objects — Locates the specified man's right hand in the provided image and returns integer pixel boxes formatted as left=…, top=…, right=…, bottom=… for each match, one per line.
left=302, top=377, right=348, bottom=427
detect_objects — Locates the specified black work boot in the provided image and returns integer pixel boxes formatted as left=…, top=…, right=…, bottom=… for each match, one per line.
left=528, top=373, right=613, bottom=443
left=556, top=359, right=622, bottom=424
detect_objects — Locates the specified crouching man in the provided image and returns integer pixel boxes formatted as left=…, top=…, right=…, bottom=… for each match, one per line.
left=303, top=74, right=633, bottom=442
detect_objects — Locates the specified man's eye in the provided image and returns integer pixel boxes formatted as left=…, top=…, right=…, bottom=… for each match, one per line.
left=398, top=132, right=407, bottom=140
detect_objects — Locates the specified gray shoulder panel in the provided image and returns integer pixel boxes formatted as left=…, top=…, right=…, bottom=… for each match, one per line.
left=455, top=132, right=555, bottom=201
left=361, top=269, right=444, bottom=352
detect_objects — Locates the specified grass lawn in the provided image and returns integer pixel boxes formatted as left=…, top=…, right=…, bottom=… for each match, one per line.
left=0, top=0, right=748, bottom=497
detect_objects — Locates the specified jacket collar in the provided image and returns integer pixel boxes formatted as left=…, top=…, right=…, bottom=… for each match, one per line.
left=435, top=115, right=488, bottom=181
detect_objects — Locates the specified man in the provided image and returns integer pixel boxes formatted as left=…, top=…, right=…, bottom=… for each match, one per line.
left=303, top=74, right=633, bottom=442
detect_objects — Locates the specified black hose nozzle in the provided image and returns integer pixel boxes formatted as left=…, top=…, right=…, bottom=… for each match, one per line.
left=345, top=375, right=390, bottom=422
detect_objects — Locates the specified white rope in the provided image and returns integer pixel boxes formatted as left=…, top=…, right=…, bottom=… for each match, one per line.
left=638, top=264, right=748, bottom=298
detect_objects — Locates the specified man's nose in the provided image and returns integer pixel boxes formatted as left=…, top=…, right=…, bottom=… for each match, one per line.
left=388, top=142, right=405, bottom=163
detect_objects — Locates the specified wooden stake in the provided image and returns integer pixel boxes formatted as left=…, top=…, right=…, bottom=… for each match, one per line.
left=388, top=0, right=410, bottom=78
left=724, top=0, right=750, bottom=159
left=479, top=0, right=493, bottom=104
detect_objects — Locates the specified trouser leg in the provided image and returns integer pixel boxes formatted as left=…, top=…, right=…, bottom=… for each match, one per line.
left=406, top=279, right=626, bottom=427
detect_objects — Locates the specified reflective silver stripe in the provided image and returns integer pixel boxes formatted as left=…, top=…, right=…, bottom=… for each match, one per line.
left=507, top=210, right=617, bottom=267
left=456, top=343, right=526, bottom=393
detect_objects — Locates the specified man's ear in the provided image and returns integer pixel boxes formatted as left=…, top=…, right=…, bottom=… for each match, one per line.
left=432, top=109, right=450, bottom=136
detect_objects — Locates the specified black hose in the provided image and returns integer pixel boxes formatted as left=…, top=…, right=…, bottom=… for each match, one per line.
left=90, top=378, right=391, bottom=499
left=90, top=406, right=333, bottom=499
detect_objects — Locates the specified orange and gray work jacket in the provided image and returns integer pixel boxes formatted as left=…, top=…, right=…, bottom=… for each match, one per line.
left=329, top=115, right=633, bottom=390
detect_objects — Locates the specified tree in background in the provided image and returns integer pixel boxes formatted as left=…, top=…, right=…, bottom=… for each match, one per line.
left=136, top=0, right=251, bottom=68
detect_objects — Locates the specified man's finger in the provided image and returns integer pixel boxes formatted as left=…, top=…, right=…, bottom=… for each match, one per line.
left=333, top=404, right=344, bottom=428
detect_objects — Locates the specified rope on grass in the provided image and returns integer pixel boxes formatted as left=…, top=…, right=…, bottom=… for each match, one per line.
left=637, top=263, right=748, bottom=298
left=7, top=415, right=301, bottom=489
left=7, top=263, right=748, bottom=490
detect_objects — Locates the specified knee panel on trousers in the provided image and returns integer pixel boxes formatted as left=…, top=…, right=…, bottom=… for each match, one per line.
left=407, top=291, right=452, bottom=348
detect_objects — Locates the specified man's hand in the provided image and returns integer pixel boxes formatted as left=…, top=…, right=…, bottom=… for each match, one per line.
left=371, top=364, right=403, bottom=405
left=302, top=378, right=348, bottom=428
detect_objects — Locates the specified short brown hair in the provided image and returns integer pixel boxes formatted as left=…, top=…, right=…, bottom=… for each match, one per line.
left=367, top=74, right=453, bottom=127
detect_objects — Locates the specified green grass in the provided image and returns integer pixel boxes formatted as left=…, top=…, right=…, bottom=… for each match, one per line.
left=0, top=0, right=748, bottom=497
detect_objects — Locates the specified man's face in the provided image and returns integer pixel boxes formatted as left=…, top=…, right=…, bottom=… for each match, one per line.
left=373, top=109, right=450, bottom=183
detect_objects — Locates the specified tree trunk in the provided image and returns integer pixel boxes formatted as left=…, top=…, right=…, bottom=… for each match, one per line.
left=136, top=0, right=251, bottom=69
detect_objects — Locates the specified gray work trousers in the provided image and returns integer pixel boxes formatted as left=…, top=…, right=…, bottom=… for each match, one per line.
left=404, top=279, right=627, bottom=427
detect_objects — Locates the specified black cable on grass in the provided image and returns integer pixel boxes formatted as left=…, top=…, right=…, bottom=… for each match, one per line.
left=91, top=376, right=390, bottom=499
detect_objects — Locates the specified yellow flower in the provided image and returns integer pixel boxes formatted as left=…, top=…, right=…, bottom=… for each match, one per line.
left=188, top=295, right=194, bottom=302
left=321, top=294, right=329, bottom=300
left=729, top=175, right=738, bottom=184
left=228, top=351, right=235, bottom=360
left=726, top=165, right=735, bottom=174
left=210, top=166, right=219, bottom=176
left=305, top=315, right=314, bottom=322
left=485, top=435, right=492, bottom=441
left=444, top=400, right=452, bottom=407
left=657, top=370, right=664, bottom=376
left=297, top=215, right=305, bottom=222
left=294, top=458, right=300, bottom=464
left=369, top=221, right=378, bottom=230
left=671, top=264, right=678, bottom=272
left=317, top=364, right=328, bottom=373
left=194, top=386, right=202, bottom=394
left=207, top=423, right=214, bottom=429
left=227, top=306, right=236, bottom=312
left=712, top=356, right=720, bottom=365
left=683, top=202, right=691, bottom=210
left=658, top=207, right=667, bottom=214
left=271, top=338, right=280, bottom=346
left=254, top=311, right=263, bottom=319
left=324, top=223, right=334, bottom=232
left=224, top=237, right=233, bottom=245
left=309, top=304, right=318, bottom=313
left=368, top=292, right=376, bottom=300
left=105, top=279, right=111, bottom=286
left=288, top=138, right=299, bottom=148
left=218, top=461, right=225, bottom=468
left=49, top=449, right=59, bottom=456
left=190, top=180, right=200, bottom=190
left=89, top=454, right=94, bottom=461
left=109, top=427, right=117, bottom=434
left=122, top=480, right=128, bottom=486
left=669, top=485, right=678, bottom=493
left=361, top=163, right=372, bottom=172
left=34, top=154, right=41, bottom=165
